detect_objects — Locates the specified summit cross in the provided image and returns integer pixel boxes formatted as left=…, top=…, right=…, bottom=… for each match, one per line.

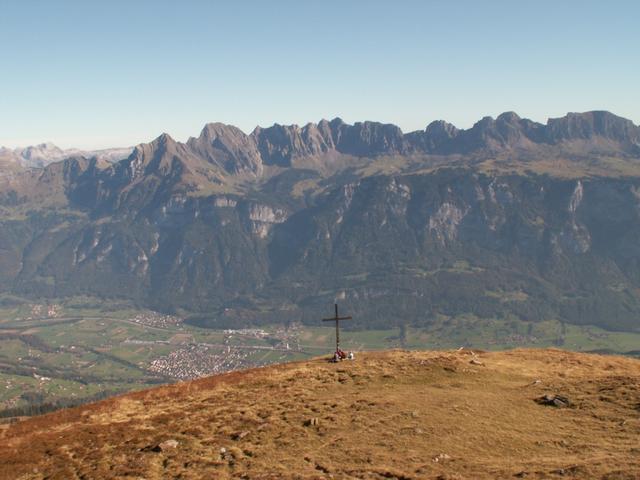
left=322, top=303, right=352, bottom=355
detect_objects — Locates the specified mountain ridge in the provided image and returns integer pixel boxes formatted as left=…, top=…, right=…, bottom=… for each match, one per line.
left=148, top=110, right=640, bottom=171
left=2, top=111, right=640, bottom=331
left=3, top=110, right=638, bottom=175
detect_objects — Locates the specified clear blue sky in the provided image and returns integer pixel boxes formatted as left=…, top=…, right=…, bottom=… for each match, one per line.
left=1, top=0, right=638, bottom=149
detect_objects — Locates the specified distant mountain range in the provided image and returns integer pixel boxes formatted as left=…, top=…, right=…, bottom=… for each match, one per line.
left=143, top=110, right=640, bottom=177
left=2, top=110, right=638, bottom=171
left=0, top=142, right=132, bottom=168
left=1, top=111, right=640, bottom=332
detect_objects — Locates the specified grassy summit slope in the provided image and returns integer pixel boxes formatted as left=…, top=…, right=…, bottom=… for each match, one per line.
left=1, top=349, right=639, bottom=479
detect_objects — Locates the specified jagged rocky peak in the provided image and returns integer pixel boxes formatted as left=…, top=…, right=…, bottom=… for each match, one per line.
left=404, top=120, right=458, bottom=153
left=315, top=119, right=335, bottom=145
left=354, top=120, right=405, bottom=141
left=407, top=112, right=549, bottom=154
left=451, top=112, right=549, bottom=152
left=449, top=115, right=503, bottom=152
left=494, top=111, right=544, bottom=145
left=546, top=111, right=640, bottom=144
left=301, top=121, right=336, bottom=154
left=327, top=117, right=347, bottom=145
left=155, top=132, right=175, bottom=145
left=130, top=132, right=176, bottom=159
left=252, top=123, right=311, bottom=167
left=425, top=119, right=459, bottom=138
left=451, top=110, right=640, bottom=152
left=125, top=132, right=185, bottom=179
left=37, top=154, right=90, bottom=178
left=249, top=117, right=411, bottom=165
left=251, top=120, right=340, bottom=166
left=143, top=132, right=181, bottom=155
left=196, top=122, right=240, bottom=141
left=189, top=122, right=262, bottom=175
left=496, top=111, right=521, bottom=123
left=332, top=120, right=408, bottom=156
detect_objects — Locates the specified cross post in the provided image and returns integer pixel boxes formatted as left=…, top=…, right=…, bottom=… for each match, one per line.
left=322, top=303, right=352, bottom=355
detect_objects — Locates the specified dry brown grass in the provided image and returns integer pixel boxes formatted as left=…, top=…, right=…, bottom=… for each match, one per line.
left=1, top=349, right=639, bottom=479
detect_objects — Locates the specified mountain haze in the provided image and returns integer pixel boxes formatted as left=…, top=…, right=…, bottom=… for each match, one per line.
left=1, top=111, right=640, bottom=332
left=0, top=143, right=133, bottom=169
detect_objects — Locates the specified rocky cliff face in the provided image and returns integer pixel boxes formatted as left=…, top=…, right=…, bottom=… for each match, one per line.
left=546, top=111, right=640, bottom=144
left=1, top=111, right=640, bottom=330
left=187, top=123, right=263, bottom=175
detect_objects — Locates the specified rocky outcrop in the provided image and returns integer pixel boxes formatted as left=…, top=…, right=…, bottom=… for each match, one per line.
left=405, top=120, right=459, bottom=152
left=329, top=119, right=409, bottom=156
left=252, top=123, right=333, bottom=166
left=428, top=202, right=468, bottom=244
left=546, top=111, right=639, bottom=145
left=123, top=133, right=189, bottom=180
left=245, top=203, right=288, bottom=238
left=187, top=123, right=263, bottom=175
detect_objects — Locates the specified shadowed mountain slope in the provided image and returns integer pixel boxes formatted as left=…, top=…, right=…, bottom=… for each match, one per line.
left=1, top=112, right=640, bottom=330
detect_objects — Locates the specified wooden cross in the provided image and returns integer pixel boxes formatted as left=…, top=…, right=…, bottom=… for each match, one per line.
left=322, top=303, right=352, bottom=354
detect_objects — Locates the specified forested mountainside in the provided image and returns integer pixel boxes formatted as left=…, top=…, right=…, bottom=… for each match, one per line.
left=1, top=111, right=640, bottom=331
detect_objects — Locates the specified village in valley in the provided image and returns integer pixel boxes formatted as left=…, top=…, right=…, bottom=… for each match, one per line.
left=2, top=300, right=640, bottom=417
left=0, top=302, right=317, bottom=414
left=123, top=311, right=303, bottom=380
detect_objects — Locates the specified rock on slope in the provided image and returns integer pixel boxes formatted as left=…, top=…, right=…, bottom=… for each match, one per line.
left=2, top=349, right=639, bottom=479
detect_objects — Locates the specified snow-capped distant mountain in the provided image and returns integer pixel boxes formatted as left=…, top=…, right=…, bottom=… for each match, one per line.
left=18, top=143, right=67, bottom=166
left=1, top=143, right=133, bottom=168
left=67, top=146, right=134, bottom=165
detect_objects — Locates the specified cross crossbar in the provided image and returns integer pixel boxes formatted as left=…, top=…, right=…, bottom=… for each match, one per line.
left=322, top=303, right=352, bottom=354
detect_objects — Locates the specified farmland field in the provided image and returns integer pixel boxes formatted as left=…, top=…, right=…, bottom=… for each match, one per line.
left=1, top=296, right=639, bottom=416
